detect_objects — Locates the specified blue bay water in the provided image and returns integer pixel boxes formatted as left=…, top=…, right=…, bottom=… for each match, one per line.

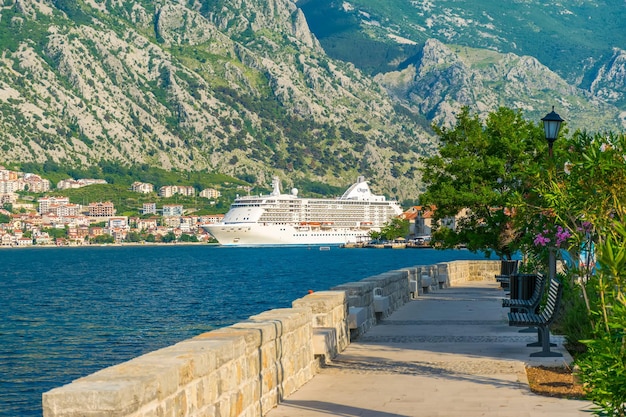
left=0, top=245, right=494, bottom=417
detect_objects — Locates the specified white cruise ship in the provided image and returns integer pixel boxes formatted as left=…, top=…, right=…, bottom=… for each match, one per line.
left=203, top=176, right=403, bottom=246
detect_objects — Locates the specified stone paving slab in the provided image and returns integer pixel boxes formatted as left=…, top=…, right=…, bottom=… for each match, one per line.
left=265, top=281, right=594, bottom=417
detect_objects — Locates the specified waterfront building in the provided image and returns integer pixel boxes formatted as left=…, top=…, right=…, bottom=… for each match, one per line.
left=88, top=226, right=105, bottom=239
left=34, top=231, right=52, bottom=245
left=402, top=206, right=435, bottom=238
left=134, top=217, right=158, bottom=231
left=109, top=227, right=128, bottom=242
left=198, top=214, right=224, bottom=224
left=16, top=236, right=32, bottom=246
left=67, top=226, right=89, bottom=242
left=0, top=232, right=12, bottom=246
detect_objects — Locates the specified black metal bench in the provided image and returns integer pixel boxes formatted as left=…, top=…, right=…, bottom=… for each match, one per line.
left=495, top=260, right=519, bottom=289
left=508, top=277, right=563, bottom=357
left=502, top=273, right=546, bottom=313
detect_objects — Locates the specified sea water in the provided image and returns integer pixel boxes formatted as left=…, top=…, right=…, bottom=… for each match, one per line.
left=0, top=245, right=494, bottom=417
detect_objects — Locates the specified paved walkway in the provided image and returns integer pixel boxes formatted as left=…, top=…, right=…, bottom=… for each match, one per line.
left=266, top=280, right=594, bottom=417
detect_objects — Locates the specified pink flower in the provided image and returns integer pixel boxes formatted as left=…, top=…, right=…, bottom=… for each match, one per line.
left=533, top=223, right=571, bottom=248
left=534, top=233, right=551, bottom=246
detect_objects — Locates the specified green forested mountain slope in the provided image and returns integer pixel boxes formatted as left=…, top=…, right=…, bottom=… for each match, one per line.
left=0, top=0, right=431, bottom=200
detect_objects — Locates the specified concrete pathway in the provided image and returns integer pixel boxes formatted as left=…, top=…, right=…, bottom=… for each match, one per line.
left=266, top=281, right=594, bottom=417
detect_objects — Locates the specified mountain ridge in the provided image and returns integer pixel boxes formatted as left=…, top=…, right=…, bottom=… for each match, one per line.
left=299, top=0, right=626, bottom=130
left=1, top=0, right=431, bottom=200
left=1, top=0, right=624, bottom=203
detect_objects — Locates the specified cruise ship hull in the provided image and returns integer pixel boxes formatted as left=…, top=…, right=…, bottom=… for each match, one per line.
left=203, top=223, right=371, bottom=246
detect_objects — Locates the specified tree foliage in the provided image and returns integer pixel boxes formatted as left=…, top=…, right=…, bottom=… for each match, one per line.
left=519, top=131, right=626, bottom=416
left=419, top=106, right=547, bottom=258
left=370, top=218, right=409, bottom=241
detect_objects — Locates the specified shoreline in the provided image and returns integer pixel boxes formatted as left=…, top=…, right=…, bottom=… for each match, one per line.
left=0, top=241, right=220, bottom=249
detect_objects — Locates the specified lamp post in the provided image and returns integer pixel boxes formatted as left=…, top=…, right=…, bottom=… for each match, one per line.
left=541, top=106, right=564, bottom=158
left=541, top=107, right=564, bottom=286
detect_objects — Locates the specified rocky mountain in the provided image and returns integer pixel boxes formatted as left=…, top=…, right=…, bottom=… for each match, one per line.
left=374, top=39, right=624, bottom=132
left=299, top=0, right=626, bottom=131
left=0, top=0, right=431, bottom=200
left=1, top=0, right=624, bottom=203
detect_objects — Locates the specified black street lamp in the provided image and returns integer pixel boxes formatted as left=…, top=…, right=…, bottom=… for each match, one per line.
left=541, top=106, right=564, bottom=291
left=541, top=106, right=564, bottom=157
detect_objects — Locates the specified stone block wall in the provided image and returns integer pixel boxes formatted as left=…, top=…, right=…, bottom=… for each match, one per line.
left=292, top=290, right=349, bottom=363
left=439, top=260, right=501, bottom=286
left=42, top=260, right=503, bottom=417
left=362, top=269, right=412, bottom=314
left=330, top=267, right=412, bottom=338
left=43, top=308, right=317, bottom=417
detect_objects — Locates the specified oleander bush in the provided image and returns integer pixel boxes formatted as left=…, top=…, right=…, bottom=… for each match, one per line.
left=524, top=131, right=626, bottom=416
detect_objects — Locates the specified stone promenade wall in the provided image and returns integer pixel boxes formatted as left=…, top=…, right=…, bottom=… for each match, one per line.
left=42, top=259, right=501, bottom=417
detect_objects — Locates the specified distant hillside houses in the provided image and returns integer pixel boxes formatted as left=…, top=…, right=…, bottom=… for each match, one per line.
left=38, top=196, right=70, bottom=214
left=159, top=185, right=195, bottom=198
left=0, top=166, right=51, bottom=204
left=57, top=178, right=107, bottom=190
left=1, top=184, right=222, bottom=246
left=200, top=188, right=221, bottom=199
left=162, top=204, right=184, bottom=217
left=88, top=201, right=116, bottom=217
left=131, top=182, right=154, bottom=194
left=142, top=202, right=157, bottom=214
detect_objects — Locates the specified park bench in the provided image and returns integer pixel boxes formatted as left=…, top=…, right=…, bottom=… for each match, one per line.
left=495, top=260, right=519, bottom=289
left=508, top=277, right=563, bottom=357
left=502, top=273, right=546, bottom=314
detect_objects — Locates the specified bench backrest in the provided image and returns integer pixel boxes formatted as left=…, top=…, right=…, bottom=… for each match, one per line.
left=539, top=278, right=563, bottom=325
left=500, top=260, right=519, bottom=275
left=525, top=273, right=546, bottom=305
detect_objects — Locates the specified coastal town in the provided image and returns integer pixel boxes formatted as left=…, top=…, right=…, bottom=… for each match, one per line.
left=0, top=165, right=225, bottom=247
left=0, top=165, right=439, bottom=248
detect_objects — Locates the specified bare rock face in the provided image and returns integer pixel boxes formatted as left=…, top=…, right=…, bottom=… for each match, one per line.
left=0, top=0, right=430, bottom=199
left=590, top=48, right=626, bottom=105
left=375, top=39, right=623, bottom=132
